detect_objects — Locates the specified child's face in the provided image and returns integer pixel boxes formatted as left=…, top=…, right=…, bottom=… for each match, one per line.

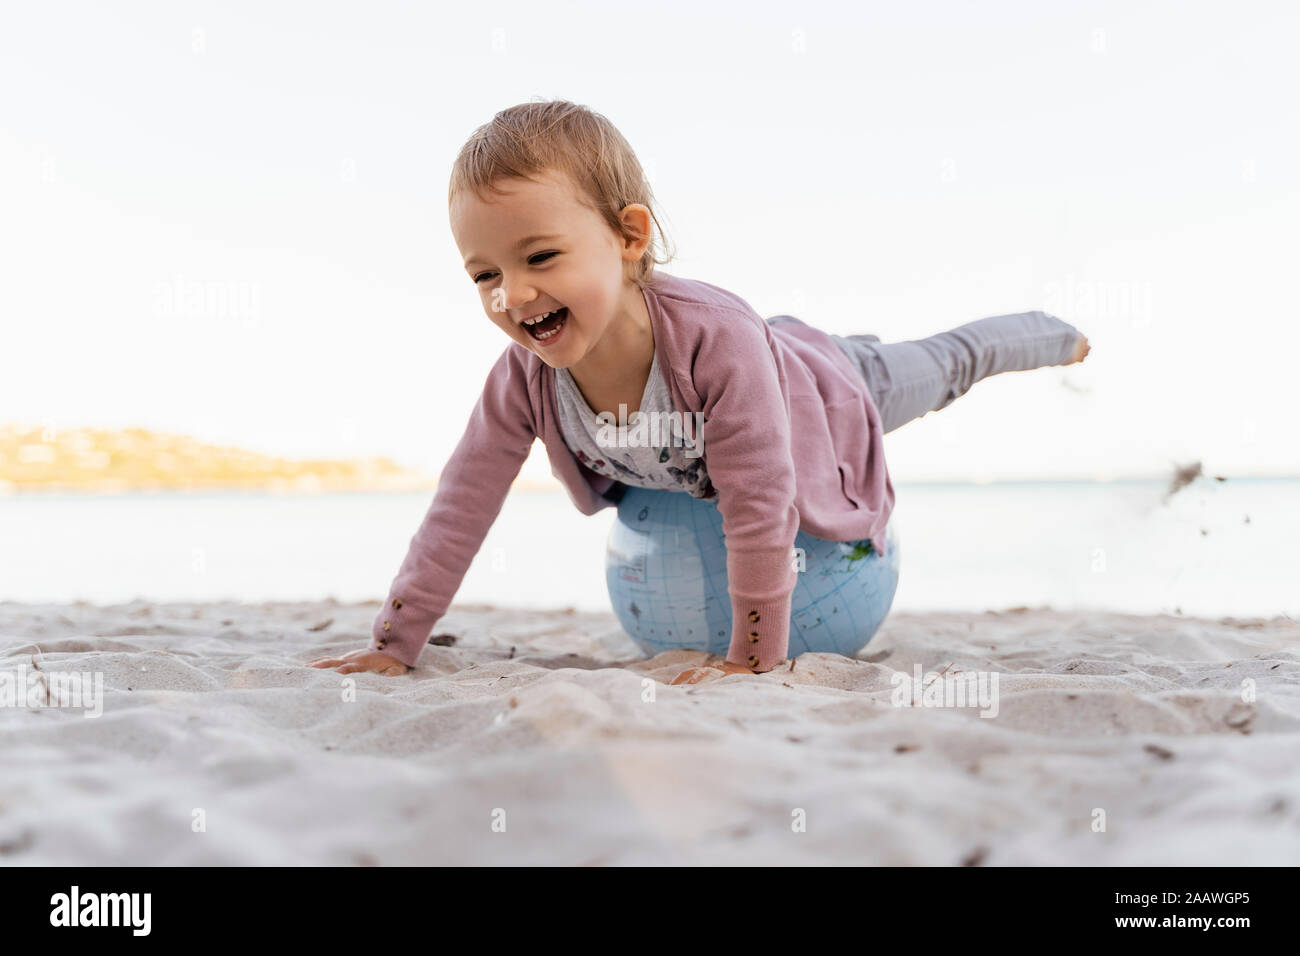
left=452, top=168, right=647, bottom=369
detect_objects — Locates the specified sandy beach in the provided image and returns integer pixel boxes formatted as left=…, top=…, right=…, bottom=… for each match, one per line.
left=2, top=598, right=1297, bottom=865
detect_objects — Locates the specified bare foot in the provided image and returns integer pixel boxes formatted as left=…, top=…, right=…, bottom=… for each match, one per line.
left=1063, top=333, right=1091, bottom=365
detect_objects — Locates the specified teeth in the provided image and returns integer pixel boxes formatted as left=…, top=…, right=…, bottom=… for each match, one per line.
left=523, top=309, right=561, bottom=326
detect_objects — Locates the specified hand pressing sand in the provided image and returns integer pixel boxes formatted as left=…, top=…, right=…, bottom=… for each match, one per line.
left=307, top=648, right=408, bottom=676
left=311, top=645, right=755, bottom=685
left=670, top=657, right=773, bottom=684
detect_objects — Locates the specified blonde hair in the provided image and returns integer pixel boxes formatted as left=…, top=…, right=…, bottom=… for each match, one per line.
left=449, top=99, right=675, bottom=290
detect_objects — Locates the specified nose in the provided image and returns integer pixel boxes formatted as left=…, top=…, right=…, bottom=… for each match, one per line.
left=492, top=279, right=537, bottom=317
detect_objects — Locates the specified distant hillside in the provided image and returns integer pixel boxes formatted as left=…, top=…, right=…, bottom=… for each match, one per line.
left=0, top=425, right=436, bottom=493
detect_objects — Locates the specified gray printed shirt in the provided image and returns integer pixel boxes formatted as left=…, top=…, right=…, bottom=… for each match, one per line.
left=554, top=350, right=716, bottom=499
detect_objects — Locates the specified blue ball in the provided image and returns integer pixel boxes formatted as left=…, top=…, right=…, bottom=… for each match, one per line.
left=605, top=486, right=901, bottom=660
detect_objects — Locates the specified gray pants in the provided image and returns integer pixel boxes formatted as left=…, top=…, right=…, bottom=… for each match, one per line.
left=816, top=311, right=1082, bottom=434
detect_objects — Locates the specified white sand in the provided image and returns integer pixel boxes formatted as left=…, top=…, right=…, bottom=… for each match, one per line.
left=1, top=599, right=1298, bottom=865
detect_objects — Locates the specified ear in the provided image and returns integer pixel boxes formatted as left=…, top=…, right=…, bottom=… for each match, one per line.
left=618, top=203, right=653, bottom=262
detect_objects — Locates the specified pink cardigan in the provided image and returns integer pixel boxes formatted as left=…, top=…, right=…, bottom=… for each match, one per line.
left=370, top=271, right=895, bottom=670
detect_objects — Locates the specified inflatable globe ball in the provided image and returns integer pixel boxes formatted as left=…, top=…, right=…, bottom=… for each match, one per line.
left=605, top=486, right=900, bottom=661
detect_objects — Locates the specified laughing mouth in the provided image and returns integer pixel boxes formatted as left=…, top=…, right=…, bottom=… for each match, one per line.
left=521, top=306, right=568, bottom=341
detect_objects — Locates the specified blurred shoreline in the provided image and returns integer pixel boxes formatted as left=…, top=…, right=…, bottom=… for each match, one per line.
left=4, top=424, right=1296, bottom=496
left=4, top=474, right=1297, bottom=497
left=2, top=478, right=1295, bottom=619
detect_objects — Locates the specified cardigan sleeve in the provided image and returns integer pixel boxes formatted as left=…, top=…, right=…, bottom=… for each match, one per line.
left=692, top=312, right=800, bottom=671
left=369, top=347, right=536, bottom=667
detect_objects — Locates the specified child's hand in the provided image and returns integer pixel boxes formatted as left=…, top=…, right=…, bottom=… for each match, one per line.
left=669, top=657, right=769, bottom=685
left=307, top=648, right=409, bottom=676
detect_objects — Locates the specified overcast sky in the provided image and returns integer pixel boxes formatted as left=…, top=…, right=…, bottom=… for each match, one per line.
left=3, top=0, right=1296, bottom=483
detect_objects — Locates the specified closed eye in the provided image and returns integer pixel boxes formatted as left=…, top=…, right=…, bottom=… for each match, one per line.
left=473, top=251, right=559, bottom=284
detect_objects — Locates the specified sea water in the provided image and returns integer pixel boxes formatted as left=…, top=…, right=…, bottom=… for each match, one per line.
left=0, top=478, right=1295, bottom=619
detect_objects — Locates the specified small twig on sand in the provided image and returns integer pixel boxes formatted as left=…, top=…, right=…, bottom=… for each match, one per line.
left=30, top=653, right=50, bottom=705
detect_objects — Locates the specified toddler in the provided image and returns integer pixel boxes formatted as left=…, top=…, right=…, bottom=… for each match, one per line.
left=309, top=100, right=1088, bottom=683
